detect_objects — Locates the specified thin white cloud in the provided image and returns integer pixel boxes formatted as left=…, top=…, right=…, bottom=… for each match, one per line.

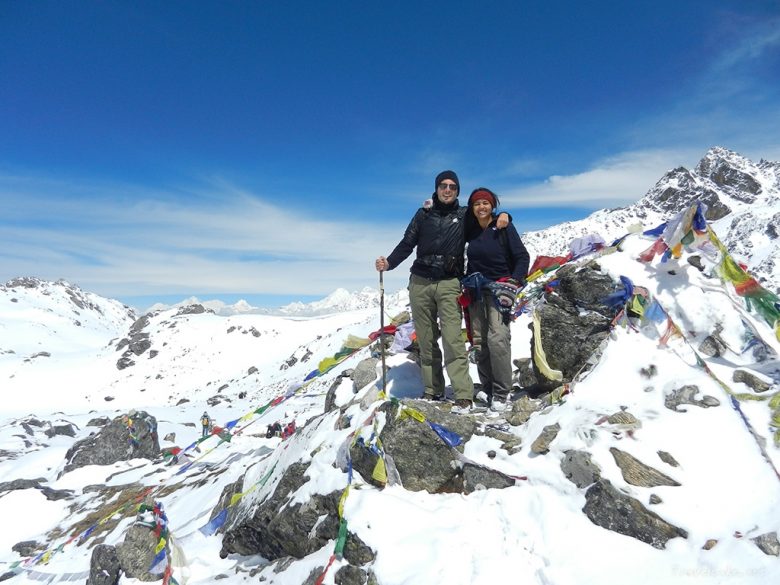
left=710, top=18, right=780, bottom=72
left=500, top=148, right=701, bottom=208
left=0, top=174, right=406, bottom=299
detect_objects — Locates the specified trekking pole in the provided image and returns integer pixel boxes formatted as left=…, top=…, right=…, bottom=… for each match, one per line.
left=379, top=270, right=387, bottom=395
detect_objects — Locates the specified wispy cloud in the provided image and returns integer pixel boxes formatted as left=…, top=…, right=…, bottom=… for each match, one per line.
left=499, top=148, right=700, bottom=208
left=0, top=174, right=407, bottom=300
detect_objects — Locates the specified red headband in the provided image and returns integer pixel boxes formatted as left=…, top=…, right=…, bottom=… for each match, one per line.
left=471, top=189, right=495, bottom=207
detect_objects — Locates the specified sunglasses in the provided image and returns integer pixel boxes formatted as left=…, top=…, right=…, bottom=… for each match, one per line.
left=438, top=183, right=458, bottom=191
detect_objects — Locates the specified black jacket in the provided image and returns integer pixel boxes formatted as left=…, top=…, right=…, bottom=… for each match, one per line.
left=387, top=196, right=468, bottom=280
left=466, top=220, right=530, bottom=283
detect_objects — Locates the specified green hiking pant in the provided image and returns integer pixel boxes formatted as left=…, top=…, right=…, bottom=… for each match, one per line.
left=469, top=291, right=513, bottom=401
left=408, top=274, right=473, bottom=400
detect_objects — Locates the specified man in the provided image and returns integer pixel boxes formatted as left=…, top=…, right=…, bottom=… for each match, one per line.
left=201, top=411, right=211, bottom=438
left=375, top=171, right=508, bottom=414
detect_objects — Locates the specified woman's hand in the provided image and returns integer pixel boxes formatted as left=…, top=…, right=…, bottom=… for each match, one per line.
left=496, top=212, right=509, bottom=229
left=375, top=256, right=389, bottom=272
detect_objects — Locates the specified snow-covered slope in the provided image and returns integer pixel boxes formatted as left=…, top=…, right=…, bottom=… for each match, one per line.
left=522, top=147, right=780, bottom=292
left=2, top=147, right=780, bottom=585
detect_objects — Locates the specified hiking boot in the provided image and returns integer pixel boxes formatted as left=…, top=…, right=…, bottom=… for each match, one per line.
left=489, top=398, right=508, bottom=413
left=423, top=392, right=444, bottom=402
left=451, top=399, right=473, bottom=415
left=474, top=390, right=490, bottom=405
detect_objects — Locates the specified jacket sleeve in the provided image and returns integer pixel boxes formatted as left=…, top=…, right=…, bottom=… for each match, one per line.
left=386, top=209, right=424, bottom=270
left=506, top=225, right=531, bottom=282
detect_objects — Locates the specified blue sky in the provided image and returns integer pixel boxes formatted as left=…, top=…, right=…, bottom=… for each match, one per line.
left=1, top=1, right=779, bottom=310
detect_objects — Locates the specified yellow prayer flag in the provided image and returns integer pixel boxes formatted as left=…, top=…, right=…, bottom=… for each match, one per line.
left=372, top=458, right=388, bottom=485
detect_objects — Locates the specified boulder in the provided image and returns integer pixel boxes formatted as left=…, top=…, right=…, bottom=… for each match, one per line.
left=63, top=411, right=159, bottom=474
left=115, top=525, right=160, bottom=581
left=583, top=479, right=688, bottom=549
left=221, top=462, right=349, bottom=561
left=530, top=264, right=617, bottom=387
left=505, top=395, right=544, bottom=427
left=561, top=450, right=601, bottom=488
left=351, top=358, right=379, bottom=393
left=87, top=544, right=121, bottom=585
left=348, top=400, right=477, bottom=493
left=610, top=448, right=680, bottom=487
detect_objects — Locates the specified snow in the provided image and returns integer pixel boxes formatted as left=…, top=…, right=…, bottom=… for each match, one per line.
left=2, top=156, right=780, bottom=584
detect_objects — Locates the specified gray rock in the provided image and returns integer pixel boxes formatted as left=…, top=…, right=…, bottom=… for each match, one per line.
left=342, top=532, right=375, bottom=566
left=530, top=423, right=561, bottom=455
left=116, top=356, right=135, bottom=370
left=335, top=565, right=367, bottom=585
left=610, top=448, right=680, bottom=487
left=88, top=417, right=111, bottom=427
left=649, top=494, right=662, bottom=505
left=163, top=432, right=175, bottom=442
left=352, top=358, right=379, bottom=393
left=733, top=369, right=772, bottom=393
left=63, top=411, right=159, bottom=474
left=248, top=366, right=259, bottom=375
left=11, top=540, right=40, bottom=557
left=583, top=479, right=688, bottom=549
left=561, top=450, right=601, bottom=488
left=45, top=423, right=76, bottom=438
left=220, top=462, right=341, bottom=560
left=129, top=334, right=151, bottom=356
left=664, top=385, right=720, bottom=412
left=698, top=334, right=727, bottom=357
left=751, top=531, right=780, bottom=556
left=607, top=411, right=639, bottom=427
left=325, top=374, right=348, bottom=413
left=0, top=478, right=45, bottom=492
left=512, top=357, right=537, bottom=388
left=39, top=485, right=74, bottom=501
left=175, top=304, right=207, bottom=316
left=462, top=461, right=516, bottom=493
left=116, top=524, right=160, bottom=581
left=657, top=451, right=680, bottom=467
left=87, top=544, right=121, bottom=585
left=505, top=395, right=543, bottom=427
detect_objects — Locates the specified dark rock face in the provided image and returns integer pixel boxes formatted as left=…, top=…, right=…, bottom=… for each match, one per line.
left=641, top=167, right=731, bottom=220
left=220, top=462, right=343, bottom=560
left=583, top=479, right=687, bottom=549
left=561, top=450, right=601, bottom=488
left=695, top=150, right=762, bottom=203
left=87, top=544, right=121, bottom=585
left=115, top=316, right=154, bottom=369
left=531, top=264, right=616, bottom=386
left=63, top=411, right=159, bottom=474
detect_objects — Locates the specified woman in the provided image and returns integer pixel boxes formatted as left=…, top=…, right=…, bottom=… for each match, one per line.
left=463, top=188, right=530, bottom=413
left=375, top=171, right=509, bottom=414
